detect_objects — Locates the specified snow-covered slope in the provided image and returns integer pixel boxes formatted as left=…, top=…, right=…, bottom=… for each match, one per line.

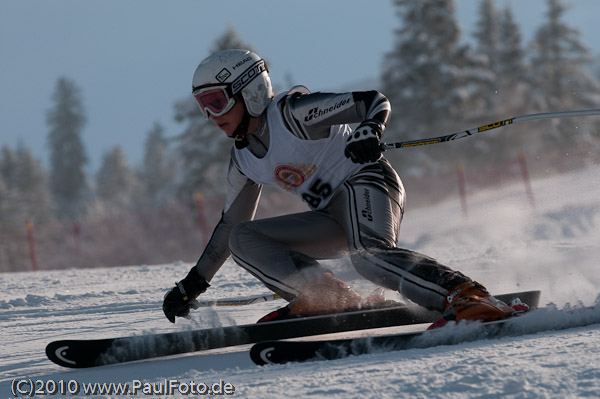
left=1, top=166, right=599, bottom=398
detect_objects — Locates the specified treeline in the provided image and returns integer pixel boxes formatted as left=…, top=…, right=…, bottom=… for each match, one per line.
left=381, top=0, right=600, bottom=183
left=1, top=0, right=600, bottom=269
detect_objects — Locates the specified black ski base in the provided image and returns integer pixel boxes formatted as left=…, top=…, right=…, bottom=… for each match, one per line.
left=251, top=316, right=522, bottom=365
left=44, top=300, right=431, bottom=368
left=46, top=290, right=540, bottom=368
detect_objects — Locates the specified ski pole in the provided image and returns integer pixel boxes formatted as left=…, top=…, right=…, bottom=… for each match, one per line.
left=190, top=293, right=281, bottom=307
left=381, top=108, right=600, bottom=150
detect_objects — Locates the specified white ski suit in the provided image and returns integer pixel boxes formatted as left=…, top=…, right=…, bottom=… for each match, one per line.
left=191, top=86, right=471, bottom=312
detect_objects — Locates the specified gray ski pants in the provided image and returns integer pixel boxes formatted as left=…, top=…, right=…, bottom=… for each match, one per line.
left=229, top=159, right=470, bottom=311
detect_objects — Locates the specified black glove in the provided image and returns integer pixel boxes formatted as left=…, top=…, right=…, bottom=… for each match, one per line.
left=162, top=270, right=210, bottom=323
left=344, top=120, right=383, bottom=164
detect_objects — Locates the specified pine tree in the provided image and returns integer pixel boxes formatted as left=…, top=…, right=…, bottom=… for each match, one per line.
left=95, top=146, right=141, bottom=213
left=140, top=122, right=176, bottom=207
left=383, top=0, right=490, bottom=128
left=174, top=25, right=257, bottom=201
left=472, top=0, right=503, bottom=110
left=472, top=1, right=530, bottom=109
left=210, top=24, right=256, bottom=54
left=0, top=145, right=53, bottom=227
left=468, top=1, right=537, bottom=165
left=498, top=6, right=527, bottom=88
left=529, top=0, right=600, bottom=147
left=14, top=146, right=54, bottom=225
left=0, top=172, right=7, bottom=227
left=474, top=0, right=501, bottom=74
left=381, top=0, right=491, bottom=175
left=0, top=146, right=19, bottom=227
left=0, top=145, right=16, bottom=190
left=530, top=0, right=599, bottom=110
left=46, top=77, right=89, bottom=220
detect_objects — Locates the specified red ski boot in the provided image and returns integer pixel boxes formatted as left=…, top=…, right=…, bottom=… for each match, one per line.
left=428, top=281, right=529, bottom=330
left=257, top=272, right=362, bottom=323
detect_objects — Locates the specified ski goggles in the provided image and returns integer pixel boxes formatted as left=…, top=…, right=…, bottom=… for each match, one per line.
left=192, top=85, right=236, bottom=119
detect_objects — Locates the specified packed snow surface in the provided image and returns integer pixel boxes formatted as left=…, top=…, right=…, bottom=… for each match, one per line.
left=1, top=166, right=600, bottom=398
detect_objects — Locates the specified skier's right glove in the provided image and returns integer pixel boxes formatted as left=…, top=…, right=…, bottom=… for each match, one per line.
left=344, top=119, right=383, bottom=164
left=162, top=270, right=210, bottom=323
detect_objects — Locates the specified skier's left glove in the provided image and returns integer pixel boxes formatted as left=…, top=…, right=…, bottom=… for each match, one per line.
left=344, top=119, right=383, bottom=164
left=162, top=269, right=210, bottom=323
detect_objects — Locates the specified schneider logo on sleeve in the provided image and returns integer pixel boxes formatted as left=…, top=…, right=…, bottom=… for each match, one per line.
left=304, top=97, right=352, bottom=122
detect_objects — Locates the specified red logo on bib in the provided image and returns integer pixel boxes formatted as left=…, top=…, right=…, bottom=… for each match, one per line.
left=274, top=164, right=316, bottom=191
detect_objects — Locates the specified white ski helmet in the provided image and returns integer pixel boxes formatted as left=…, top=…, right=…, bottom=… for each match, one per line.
left=192, top=49, right=273, bottom=118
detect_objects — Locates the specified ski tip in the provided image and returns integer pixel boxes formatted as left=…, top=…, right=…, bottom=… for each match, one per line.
left=250, top=340, right=324, bottom=366
left=250, top=342, right=277, bottom=366
left=45, top=339, right=113, bottom=368
left=46, top=341, right=84, bottom=368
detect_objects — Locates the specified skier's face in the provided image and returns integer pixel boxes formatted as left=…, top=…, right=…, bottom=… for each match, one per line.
left=209, top=99, right=245, bottom=137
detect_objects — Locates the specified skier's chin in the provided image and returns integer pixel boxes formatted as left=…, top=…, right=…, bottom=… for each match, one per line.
left=219, top=124, right=236, bottom=137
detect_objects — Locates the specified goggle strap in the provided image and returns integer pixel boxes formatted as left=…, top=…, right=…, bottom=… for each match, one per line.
left=230, top=59, right=267, bottom=96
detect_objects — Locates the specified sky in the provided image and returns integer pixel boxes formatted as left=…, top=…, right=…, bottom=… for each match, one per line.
left=2, top=0, right=600, bottom=173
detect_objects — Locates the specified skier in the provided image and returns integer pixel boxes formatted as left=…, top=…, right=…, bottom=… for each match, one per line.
left=163, top=49, right=527, bottom=327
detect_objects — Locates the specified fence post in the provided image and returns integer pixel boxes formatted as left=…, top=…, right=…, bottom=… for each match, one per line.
left=26, top=221, right=39, bottom=271
left=457, top=161, right=468, bottom=219
left=518, top=152, right=537, bottom=212
left=194, top=193, right=209, bottom=247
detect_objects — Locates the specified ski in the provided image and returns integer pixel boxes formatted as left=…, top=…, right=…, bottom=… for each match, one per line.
left=46, top=290, right=539, bottom=368
left=251, top=316, right=524, bottom=365
left=251, top=299, right=600, bottom=366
